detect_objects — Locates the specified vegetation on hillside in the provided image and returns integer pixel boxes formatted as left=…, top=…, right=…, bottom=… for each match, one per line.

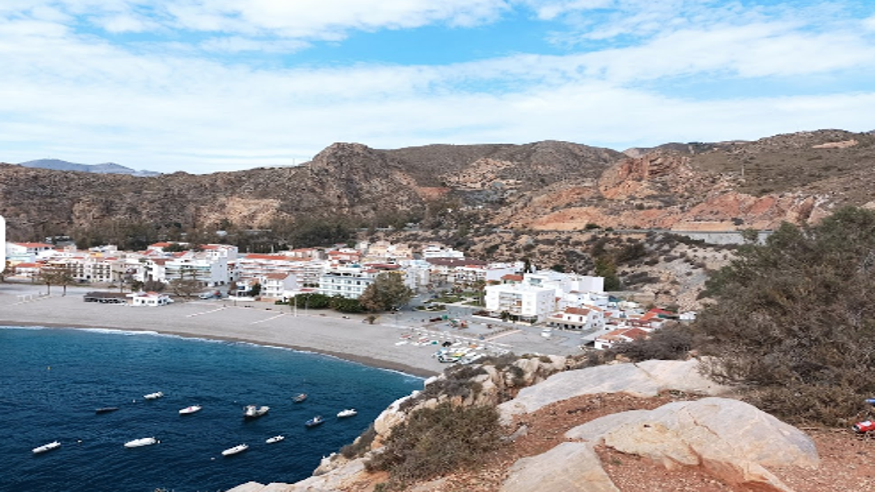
left=365, top=402, right=502, bottom=489
left=693, top=206, right=875, bottom=425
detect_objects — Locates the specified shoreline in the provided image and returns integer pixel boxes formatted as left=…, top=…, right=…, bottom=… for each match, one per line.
left=0, top=319, right=440, bottom=378
left=1, top=283, right=584, bottom=378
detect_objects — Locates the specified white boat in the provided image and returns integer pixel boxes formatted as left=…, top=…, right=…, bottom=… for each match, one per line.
left=243, top=405, right=269, bottom=419
left=179, top=405, right=202, bottom=415
left=124, top=437, right=159, bottom=448
left=222, top=444, right=249, bottom=456
left=337, top=409, right=357, bottom=418
left=265, top=435, right=285, bottom=444
left=32, top=441, right=61, bottom=454
left=143, top=392, right=164, bottom=400
left=305, top=415, right=325, bottom=427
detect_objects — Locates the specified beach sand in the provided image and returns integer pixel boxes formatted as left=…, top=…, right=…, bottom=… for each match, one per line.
left=0, top=284, right=585, bottom=377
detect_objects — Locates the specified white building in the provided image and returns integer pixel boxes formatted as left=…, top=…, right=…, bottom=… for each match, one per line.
left=546, top=306, right=606, bottom=331
left=259, top=273, right=300, bottom=300
left=421, top=244, right=465, bottom=259
left=5, top=242, right=54, bottom=264
left=319, top=266, right=377, bottom=299
left=130, top=292, right=173, bottom=306
left=484, top=278, right=556, bottom=323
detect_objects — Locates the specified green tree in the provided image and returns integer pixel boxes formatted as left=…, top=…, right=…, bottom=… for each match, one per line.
left=168, top=267, right=201, bottom=299
left=696, top=207, right=875, bottom=425
left=39, top=264, right=75, bottom=296
left=593, top=257, right=621, bottom=291
left=358, top=272, right=414, bottom=312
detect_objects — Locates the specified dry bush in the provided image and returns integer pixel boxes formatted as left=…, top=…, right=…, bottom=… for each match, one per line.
left=365, top=403, right=503, bottom=487
left=696, top=207, right=875, bottom=426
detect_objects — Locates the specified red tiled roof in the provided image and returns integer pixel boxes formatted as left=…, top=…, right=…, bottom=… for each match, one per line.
left=14, top=242, right=54, bottom=248
left=502, top=274, right=524, bottom=281
left=565, top=307, right=591, bottom=315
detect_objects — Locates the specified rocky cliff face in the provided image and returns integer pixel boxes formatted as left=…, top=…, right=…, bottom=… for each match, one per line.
left=2, top=129, right=873, bottom=243
left=228, top=358, right=846, bottom=492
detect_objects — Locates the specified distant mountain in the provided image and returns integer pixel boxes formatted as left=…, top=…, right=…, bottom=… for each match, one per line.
left=17, top=159, right=160, bottom=177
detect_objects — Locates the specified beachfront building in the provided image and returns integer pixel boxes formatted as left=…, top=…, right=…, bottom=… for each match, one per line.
left=484, top=280, right=556, bottom=323
left=235, top=254, right=326, bottom=287
left=319, top=265, right=377, bottom=299
left=259, top=272, right=299, bottom=300
left=163, top=254, right=230, bottom=286
left=5, top=242, right=54, bottom=265
left=130, top=291, right=173, bottom=307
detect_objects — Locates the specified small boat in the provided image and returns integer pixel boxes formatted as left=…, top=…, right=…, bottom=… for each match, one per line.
left=337, top=409, right=357, bottom=418
left=95, top=407, right=119, bottom=414
left=265, top=435, right=285, bottom=444
left=305, top=415, right=325, bottom=428
left=143, top=392, right=164, bottom=400
left=243, top=405, right=269, bottom=419
left=292, top=393, right=307, bottom=403
left=124, top=437, right=159, bottom=448
left=32, top=441, right=61, bottom=454
left=222, top=444, right=249, bottom=456
left=179, top=405, right=202, bottom=415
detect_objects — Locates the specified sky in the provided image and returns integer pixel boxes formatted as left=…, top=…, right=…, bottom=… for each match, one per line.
left=0, top=0, right=873, bottom=174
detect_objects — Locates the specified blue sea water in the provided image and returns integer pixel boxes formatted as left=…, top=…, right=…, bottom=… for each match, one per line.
left=0, top=326, right=423, bottom=492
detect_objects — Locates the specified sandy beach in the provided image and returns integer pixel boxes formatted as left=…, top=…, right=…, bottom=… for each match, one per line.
left=0, top=283, right=586, bottom=377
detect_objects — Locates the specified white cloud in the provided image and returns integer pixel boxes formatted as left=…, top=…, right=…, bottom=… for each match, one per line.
left=0, top=1, right=873, bottom=174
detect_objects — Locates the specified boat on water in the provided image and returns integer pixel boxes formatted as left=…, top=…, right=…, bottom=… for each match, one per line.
left=222, top=444, right=249, bottom=456
left=124, top=437, right=159, bottom=448
left=243, top=405, right=269, bottom=419
left=95, top=407, right=119, bottom=414
left=143, top=392, right=164, bottom=400
left=32, top=441, right=61, bottom=455
left=179, top=405, right=202, bottom=415
left=292, top=393, right=307, bottom=403
left=265, top=435, right=285, bottom=444
left=305, top=415, right=325, bottom=428
left=337, top=409, right=357, bottom=418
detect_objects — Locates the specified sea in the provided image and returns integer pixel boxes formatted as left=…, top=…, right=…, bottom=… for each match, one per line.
left=0, top=326, right=424, bottom=492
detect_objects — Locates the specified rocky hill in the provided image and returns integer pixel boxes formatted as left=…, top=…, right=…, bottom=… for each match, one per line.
left=3, top=129, right=872, bottom=245
left=227, top=357, right=874, bottom=492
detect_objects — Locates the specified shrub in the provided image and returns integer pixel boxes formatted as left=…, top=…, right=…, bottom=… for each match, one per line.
left=607, top=323, right=696, bottom=362
left=340, top=424, right=377, bottom=459
left=695, top=207, right=875, bottom=426
left=365, top=403, right=503, bottom=485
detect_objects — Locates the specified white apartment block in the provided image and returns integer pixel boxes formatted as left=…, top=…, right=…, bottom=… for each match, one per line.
left=319, top=266, right=377, bottom=299
left=484, top=282, right=556, bottom=322
left=259, top=273, right=300, bottom=300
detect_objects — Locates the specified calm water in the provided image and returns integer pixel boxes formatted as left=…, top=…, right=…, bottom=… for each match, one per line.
left=0, top=326, right=422, bottom=492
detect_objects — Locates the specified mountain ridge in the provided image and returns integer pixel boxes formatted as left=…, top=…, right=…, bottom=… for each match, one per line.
left=17, top=158, right=161, bottom=177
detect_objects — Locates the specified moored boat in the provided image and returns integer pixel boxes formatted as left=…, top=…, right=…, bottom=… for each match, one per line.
left=265, top=435, right=285, bottom=444
left=243, top=405, right=269, bottom=419
left=292, top=393, right=307, bottom=403
left=32, top=441, right=61, bottom=455
left=222, top=444, right=249, bottom=456
left=143, top=392, right=164, bottom=400
left=179, top=405, right=202, bottom=415
left=124, top=437, right=159, bottom=448
left=95, top=407, right=119, bottom=414
left=305, top=415, right=324, bottom=427
left=337, top=409, right=357, bottom=418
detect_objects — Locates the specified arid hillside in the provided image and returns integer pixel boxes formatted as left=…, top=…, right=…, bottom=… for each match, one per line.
left=2, top=129, right=873, bottom=244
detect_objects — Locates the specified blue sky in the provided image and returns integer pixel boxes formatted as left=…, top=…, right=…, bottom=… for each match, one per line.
left=0, top=0, right=873, bottom=174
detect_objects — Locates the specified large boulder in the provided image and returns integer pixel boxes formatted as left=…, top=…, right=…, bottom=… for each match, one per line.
left=565, top=397, right=819, bottom=491
left=500, top=442, right=619, bottom=492
left=498, top=359, right=727, bottom=425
